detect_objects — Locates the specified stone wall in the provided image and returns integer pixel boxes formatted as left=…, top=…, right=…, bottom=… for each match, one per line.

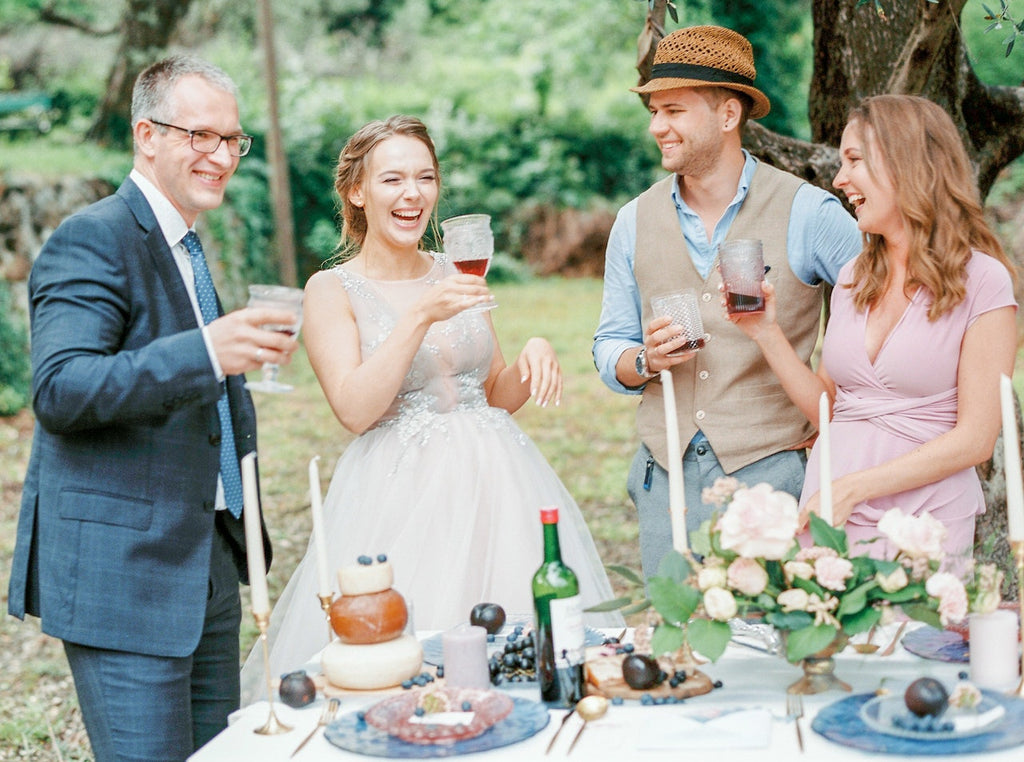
left=0, top=173, right=115, bottom=321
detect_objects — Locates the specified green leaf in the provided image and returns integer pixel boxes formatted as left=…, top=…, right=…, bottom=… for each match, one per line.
left=648, top=576, right=701, bottom=625
left=808, top=513, right=847, bottom=554
left=786, top=624, right=838, bottom=663
left=605, top=564, right=645, bottom=587
left=584, top=596, right=634, bottom=613
left=687, top=618, right=731, bottom=662
left=877, top=583, right=927, bottom=604
left=650, top=622, right=685, bottom=657
left=656, top=551, right=692, bottom=582
left=836, top=580, right=874, bottom=618
left=765, top=610, right=814, bottom=630
left=902, top=602, right=942, bottom=630
left=690, top=519, right=714, bottom=559
left=839, top=605, right=880, bottom=635
left=621, top=599, right=653, bottom=616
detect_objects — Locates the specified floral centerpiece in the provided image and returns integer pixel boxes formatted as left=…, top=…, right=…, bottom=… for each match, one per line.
left=627, top=478, right=980, bottom=665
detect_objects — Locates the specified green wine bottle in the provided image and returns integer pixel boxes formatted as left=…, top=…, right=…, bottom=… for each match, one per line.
left=532, top=506, right=585, bottom=707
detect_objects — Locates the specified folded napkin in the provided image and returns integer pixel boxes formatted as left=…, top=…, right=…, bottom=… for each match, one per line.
left=635, top=707, right=772, bottom=750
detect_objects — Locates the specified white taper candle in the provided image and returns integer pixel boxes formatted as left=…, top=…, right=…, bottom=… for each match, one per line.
left=241, top=452, right=270, bottom=616
left=660, top=369, right=688, bottom=552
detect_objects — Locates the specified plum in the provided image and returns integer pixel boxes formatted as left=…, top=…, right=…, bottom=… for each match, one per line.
left=904, top=677, right=949, bottom=717
left=622, top=654, right=662, bottom=690
left=469, top=602, right=506, bottom=634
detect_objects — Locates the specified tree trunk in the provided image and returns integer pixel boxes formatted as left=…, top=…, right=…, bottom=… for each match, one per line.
left=85, top=0, right=194, bottom=146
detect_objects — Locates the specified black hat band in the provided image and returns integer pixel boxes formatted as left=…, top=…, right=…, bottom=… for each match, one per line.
left=650, top=62, right=754, bottom=88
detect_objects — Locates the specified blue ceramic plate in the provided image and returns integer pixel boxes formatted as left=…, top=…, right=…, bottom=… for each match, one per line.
left=859, top=694, right=1005, bottom=741
left=324, top=696, right=549, bottom=758
left=813, top=691, right=1024, bottom=755
left=901, top=627, right=968, bottom=663
left=419, top=618, right=606, bottom=667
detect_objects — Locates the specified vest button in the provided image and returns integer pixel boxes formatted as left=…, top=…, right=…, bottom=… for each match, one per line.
left=699, top=370, right=710, bottom=380
left=701, top=292, right=712, bottom=302
left=209, top=433, right=222, bottom=446
left=695, top=410, right=706, bottom=420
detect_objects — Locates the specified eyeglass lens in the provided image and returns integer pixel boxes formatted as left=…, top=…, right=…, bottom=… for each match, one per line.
left=190, top=130, right=252, bottom=157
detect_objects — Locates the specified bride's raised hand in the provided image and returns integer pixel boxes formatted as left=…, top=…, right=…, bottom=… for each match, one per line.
left=515, top=337, right=562, bottom=408
left=416, top=274, right=493, bottom=322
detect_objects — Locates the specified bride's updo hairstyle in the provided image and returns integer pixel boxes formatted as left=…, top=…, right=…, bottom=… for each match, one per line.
left=333, top=115, right=442, bottom=260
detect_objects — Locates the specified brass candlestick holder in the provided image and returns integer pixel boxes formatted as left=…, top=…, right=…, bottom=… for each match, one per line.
left=253, top=611, right=293, bottom=735
left=1012, top=540, right=1024, bottom=698
left=318, top=592, right=335, bottom=643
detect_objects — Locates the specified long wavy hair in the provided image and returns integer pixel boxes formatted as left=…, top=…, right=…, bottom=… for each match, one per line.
left=332, top=115, right=441, bottom=262
left=843, top=95, right=1014, bottom=320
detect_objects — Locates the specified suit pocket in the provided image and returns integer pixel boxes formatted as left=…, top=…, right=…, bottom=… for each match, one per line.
left=59, top=489, right=154, bottom=531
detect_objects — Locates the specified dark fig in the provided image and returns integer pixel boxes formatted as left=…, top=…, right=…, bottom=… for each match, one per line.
left=279, top=670, right=316, bottom=708
left=621, top=653, right=661, bottom=690
left=905, top=677, right=948, bottom=717
left=470, top=602, right=506, bottom=634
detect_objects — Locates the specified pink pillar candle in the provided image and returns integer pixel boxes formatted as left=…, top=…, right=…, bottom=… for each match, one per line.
left=442, top=624, right=490, bottom=690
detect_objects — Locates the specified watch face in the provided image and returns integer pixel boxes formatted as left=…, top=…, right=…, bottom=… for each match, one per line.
left=636, top=349, right=647, bottom=377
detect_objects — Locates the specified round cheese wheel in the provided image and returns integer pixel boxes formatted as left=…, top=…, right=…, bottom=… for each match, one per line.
left=321, top=634, right=424, bottom=690
left=329, top=588, right=408, bottom=644
left=337, top=560, right=394, bottom=596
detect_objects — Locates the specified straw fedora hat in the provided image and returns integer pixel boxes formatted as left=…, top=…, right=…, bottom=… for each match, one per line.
left=631, top=25, right=771, bottom=120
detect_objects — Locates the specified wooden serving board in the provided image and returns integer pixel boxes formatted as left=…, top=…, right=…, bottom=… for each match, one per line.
left=583, top=646, right=713, bottom=701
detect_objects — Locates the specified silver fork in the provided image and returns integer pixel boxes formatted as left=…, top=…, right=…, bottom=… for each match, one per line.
left=786, top=692, right=805, bottom=752
left=291, top=697, right=340, bottom=757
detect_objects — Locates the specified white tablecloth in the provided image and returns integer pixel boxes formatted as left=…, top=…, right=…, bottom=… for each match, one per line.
left=191, top=624, right=1023, bottom=761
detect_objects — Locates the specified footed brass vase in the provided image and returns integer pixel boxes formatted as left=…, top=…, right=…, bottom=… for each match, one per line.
left=786, top=633, right=852, bottom=695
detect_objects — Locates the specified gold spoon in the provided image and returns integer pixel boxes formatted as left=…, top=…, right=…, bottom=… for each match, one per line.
left=878, top=621, right=908, bottom=657
left=566, top=695, right=609, bottom=755
left=852, top=624, right=880, bottom=654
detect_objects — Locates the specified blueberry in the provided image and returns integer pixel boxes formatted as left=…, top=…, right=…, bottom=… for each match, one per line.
left=958, top=671, right=968, bottom=680
left=713, top=680, right=723, bottom=689
left=461, top=701, right=472, bottom=711
left=414, top=707, right=425, bottom=717
left=401, top=679, right=413, bottom=689
left=623, top=643, right=635, bottom=653
left=487, top=633, right=495, bottom=643
left=611, top=696, right=624, bottom=706
left=436, top=666, right=444, bottom=678
left=357, top=555, right=372, bottom=565
left=377, top=553, right=388, bottom=562
left=640, top=693, right=654, bottom=705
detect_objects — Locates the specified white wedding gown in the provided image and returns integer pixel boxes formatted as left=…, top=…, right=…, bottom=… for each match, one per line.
left=240, top=254, right=621, bottom=701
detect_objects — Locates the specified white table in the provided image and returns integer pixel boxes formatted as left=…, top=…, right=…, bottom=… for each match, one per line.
left=191, top=624, right=1023, bottom=761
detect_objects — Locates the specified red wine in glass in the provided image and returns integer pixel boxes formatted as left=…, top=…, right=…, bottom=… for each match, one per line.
left=453, top=258, right=490, bottom=277
left=726, top=292, right=765, bottom=313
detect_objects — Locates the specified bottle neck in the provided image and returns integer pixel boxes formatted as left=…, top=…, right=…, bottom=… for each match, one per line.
left=542, top=521, right=562, bottom=563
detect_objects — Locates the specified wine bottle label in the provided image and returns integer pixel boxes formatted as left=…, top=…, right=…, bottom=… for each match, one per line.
left=549, top=595, right=585, bottom=666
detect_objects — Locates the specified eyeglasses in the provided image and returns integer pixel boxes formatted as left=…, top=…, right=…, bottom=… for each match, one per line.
left=148, top=119, right=254, bottom=157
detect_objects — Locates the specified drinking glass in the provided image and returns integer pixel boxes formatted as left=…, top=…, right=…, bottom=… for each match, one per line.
left=244, top=284, right=304, bottom=393
left=718, top=239, right=766, bottom=314
left=441, top=213, right=497, bottom=312
left=651, top=289, right=705, bottom=356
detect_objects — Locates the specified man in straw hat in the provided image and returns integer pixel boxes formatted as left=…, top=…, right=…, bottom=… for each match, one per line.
left=593, top=25, right=861, bottom=577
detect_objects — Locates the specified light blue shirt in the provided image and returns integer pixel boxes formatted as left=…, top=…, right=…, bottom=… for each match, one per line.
left=592, top=152, right=862, bottom=405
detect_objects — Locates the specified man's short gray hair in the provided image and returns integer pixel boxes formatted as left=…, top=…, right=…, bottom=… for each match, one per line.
left=130, top=55, right=239, bottom=127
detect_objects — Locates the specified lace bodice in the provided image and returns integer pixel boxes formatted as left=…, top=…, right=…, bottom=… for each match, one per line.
left=333, top=254, right=513, bottom=444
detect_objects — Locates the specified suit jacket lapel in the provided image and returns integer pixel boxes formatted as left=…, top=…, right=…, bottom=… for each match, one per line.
left=117, top=179, right=198, bottom=334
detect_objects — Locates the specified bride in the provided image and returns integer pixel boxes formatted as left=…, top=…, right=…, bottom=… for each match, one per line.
left=241, top=115, right=620, bottom=697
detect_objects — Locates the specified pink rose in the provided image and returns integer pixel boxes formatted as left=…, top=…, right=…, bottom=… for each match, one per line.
left=703, top=587, right=738, bottom=621
left=727, top=558, right=768, bottom=596
left=717, top=483, right=799, bottom=560
left=794, top=546, right=838, bottom=563
left=878, top=508, right=947, bottom=561
left=926, top=572, right=968, bottom=626
left=814, top=556, right=854, bottom=591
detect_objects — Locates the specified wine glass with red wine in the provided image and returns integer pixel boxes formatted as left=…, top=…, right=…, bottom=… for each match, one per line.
left=244, top=284, right=304, bottom=393
left=441, top=213, right=497, bottom=312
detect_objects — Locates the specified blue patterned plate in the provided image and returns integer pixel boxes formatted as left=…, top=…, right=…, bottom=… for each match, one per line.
left=859, top=694, right=1005, bottom=741
left=901, top=627, right=968, bottom=663
left=324, top=696, right=549, bottom=757
left=813, top=692, right=1024, bottom=755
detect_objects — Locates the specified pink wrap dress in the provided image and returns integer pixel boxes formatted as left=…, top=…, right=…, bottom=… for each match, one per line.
left=801, top=252, right=1016, bottom=560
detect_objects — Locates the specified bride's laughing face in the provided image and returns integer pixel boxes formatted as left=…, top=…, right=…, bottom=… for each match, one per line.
left=350, top=134, right=439, bottom=252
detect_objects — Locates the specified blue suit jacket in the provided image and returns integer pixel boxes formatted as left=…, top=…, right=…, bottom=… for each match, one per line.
left=7, top=177, right=272, bottom=658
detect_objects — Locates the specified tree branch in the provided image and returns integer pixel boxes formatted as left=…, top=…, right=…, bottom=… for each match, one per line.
left=38, top=4, right=117, bottom=36
left=885, top=0, right=965, bottom=94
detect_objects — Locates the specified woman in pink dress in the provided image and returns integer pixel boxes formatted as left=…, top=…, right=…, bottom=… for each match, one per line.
left=732, top=95, right=1017, bottom=560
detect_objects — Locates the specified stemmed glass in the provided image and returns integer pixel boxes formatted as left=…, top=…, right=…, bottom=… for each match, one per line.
left=244, top=284, right=304, bottom=393
left=441, top=213, right=498, bottom=312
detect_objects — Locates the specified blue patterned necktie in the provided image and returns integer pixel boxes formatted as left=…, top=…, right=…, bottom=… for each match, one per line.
left=182, top=230, right=245, bottom=518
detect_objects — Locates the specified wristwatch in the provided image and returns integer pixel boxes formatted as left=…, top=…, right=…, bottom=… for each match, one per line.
left=635, top=346, right=655, bottom=380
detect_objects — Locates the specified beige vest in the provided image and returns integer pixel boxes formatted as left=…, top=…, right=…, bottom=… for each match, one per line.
left=634, top=163, right=821, bottom=473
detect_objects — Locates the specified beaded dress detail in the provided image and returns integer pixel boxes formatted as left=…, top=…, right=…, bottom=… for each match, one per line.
left=241, top=254, right=619, bottom=698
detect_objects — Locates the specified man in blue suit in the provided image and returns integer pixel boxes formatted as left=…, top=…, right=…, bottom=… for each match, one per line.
left=7, top=56, right=298, bottom=761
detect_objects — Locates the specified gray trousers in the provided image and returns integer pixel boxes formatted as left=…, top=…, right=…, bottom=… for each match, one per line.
left=627, top=440, right=807, bottom=578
